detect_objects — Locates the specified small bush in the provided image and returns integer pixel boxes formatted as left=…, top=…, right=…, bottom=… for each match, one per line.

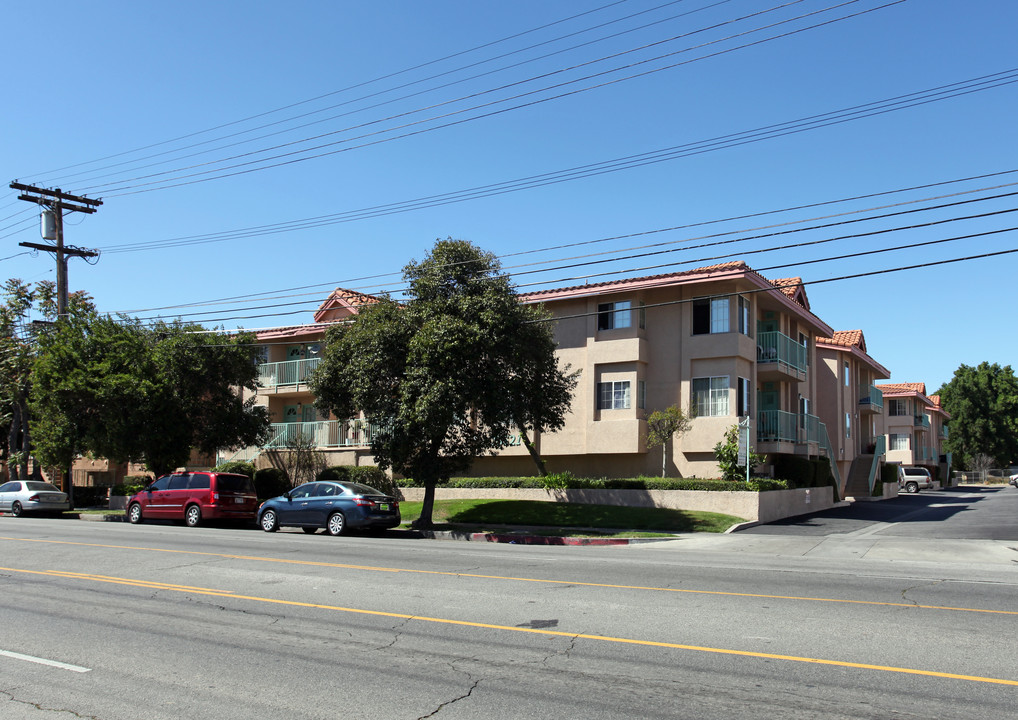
left=317, top=466, right=352, bottom=482
left=213, top=461, right=256, bottom=478
left=317, top=465, right=401, bottom=500
left=71, top=486, right=109, bottom=507
left=399, top=476, right=787, bottom=492
left=540, top=471, right=574, bottom=490
left=112, top=476, right=150, bottom=497
left=253, top=467, right=290, bottom=500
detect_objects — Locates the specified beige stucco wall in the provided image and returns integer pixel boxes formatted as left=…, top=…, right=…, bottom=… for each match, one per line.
left=399, top=486, right=835, bottom=523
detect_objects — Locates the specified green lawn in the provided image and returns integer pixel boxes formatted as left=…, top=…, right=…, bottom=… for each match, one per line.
left=399, top=498, right=744, bottom=535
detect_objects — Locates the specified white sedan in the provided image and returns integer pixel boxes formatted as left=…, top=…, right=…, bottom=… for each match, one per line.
left=0, top=480, right=70, bottom=516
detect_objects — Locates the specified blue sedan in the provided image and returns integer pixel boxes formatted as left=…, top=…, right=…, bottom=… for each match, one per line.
left=258, top=481, right=400, bottom=536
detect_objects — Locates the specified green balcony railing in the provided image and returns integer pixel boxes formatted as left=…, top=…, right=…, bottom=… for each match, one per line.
left=859, top=385, right=883, bottom=410
left=258, top=357, right=321, bottom=390
left=757, top=410, right=823, bottom=444
left=756, top=331, right=808, bottom=374
left=264, top=419, right=380, bottom=449
left=913, top=415, right=931, bottom=430
left=939, top=425, right=949, bottom=440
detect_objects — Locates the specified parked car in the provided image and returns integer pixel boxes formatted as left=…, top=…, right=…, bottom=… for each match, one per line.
left=898, top=466, right=934, bottom=493
left=0, top=480, right=70, bottom=516
left=1010, top=473, right=1018, bottom=488
left=258, top=481, right=400, bottom=536
left=126, top=471, right=259, bottom=527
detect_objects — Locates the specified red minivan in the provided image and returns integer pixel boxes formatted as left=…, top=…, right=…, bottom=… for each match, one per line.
left=126, top=472, right=259, bottom=527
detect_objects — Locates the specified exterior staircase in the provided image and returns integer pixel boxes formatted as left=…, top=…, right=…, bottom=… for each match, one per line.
left=843, top=455, right=874, bottom=499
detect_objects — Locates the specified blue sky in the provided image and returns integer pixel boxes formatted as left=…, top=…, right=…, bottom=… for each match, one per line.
left=2, top=0, right=1016, bottom=392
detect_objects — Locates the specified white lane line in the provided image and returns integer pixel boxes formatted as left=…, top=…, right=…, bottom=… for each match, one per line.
left=0, top=649, right=91, bottom=673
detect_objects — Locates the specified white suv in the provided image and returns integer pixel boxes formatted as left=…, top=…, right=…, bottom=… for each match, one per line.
left=898, top=466, right=933, bottom=493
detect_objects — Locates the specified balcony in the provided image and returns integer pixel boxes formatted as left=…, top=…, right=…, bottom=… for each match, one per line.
left=858, top=385, right=883, bottom=413
left=940, top=425, right=949, bottom=440
left=258, top=358, right=321, bottom=391
left=756, top=331, right=807, bottom=382
left=913, top=415, right=931, bottom=430
left=264, top=419, right=379, bottom=449
left=757, top=410, right=823, bottom=444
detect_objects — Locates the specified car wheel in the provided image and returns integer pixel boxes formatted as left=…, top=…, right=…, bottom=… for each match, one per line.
left=127, top=503, right=143, bottom=524
left=905, top=481, right=919, bottom=494
left=301, top=526, right=318, bottom=534
left=184, top=504, right=202, bottom=527
left=11, top=501, right=23, bottom=517
left=260, top=509, right=278, bottom=532
left=326, top=512, right=346, bottom=536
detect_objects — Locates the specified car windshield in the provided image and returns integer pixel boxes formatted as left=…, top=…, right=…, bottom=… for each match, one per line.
left=25, top=482, right=61, bottom=492
left=340, top=483, right=385, bottom=496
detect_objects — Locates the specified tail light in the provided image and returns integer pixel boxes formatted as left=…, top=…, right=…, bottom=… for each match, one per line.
left=353, top=497, right=376, bottom=508
left=28, top=494, right=40, bottom=501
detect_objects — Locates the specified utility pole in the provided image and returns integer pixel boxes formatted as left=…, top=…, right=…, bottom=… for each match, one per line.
left=10, top=182, right=101, bottom=317
left=9, top=182, right=101, bottom=502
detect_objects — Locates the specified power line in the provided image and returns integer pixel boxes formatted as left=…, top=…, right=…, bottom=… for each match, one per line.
left=87, top=1, right=897, bottom=196
left=113, top=176, right=1017, bottom=317
left=24, top=0, right=639, bottom=183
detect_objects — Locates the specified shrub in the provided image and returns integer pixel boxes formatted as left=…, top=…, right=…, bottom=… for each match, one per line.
left=714, top=425, right=764, bottom=483
left=112, top=476, right=150, bottom=497
left=773, top=455, right=814, bottom=489
left=540, top=471, right=574, bottom=490
left=317, top=466, right=402, bottom=500
left=71, top=486, right=109, bottom=507
left=398, top=476, right=787, bottom=492
left=253, top=467, right=290, bottom=500
left=213, top=461, right=256, bottom=478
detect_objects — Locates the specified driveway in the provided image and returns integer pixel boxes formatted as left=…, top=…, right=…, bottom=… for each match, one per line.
left=740, top=485, right=1018, bottom=541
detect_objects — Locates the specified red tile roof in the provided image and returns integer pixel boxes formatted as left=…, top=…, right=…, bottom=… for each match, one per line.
left=520, top=261, right=749, bottom=300
left=875, top=382, right=927, bottom=395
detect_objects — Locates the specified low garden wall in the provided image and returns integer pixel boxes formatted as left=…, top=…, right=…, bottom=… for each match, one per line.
left=398, top=486, right=835, bottom=523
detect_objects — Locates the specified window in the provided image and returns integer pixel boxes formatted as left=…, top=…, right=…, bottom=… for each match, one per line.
left=888, top=398, right=909, bottom=416
left=597, top=301, right=632, bottom=330
left=597, top=381, right=631, bottom=410
left=692, top=297, right=729, bottom=335
left=737, top=296, right=751, bottom=337
left=845, top=413, right=851, bottom=438
left=167, top=475, right=190, bottom=490
left=638, top=301, right=647, bottom=329
left=692, top=377, right=729, bottom=417
left=844, top=361, right=850, bottom=387
left=890, top=434, right=909, bottom=451
left=637, top=380, right=646, bottom=410
left=737, top=377, right=751, bottom=417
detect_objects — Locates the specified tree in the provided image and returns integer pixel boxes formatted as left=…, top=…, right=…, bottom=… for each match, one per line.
left=646, top=405, right=692, bottom=477
left=266, top=429, right=327, bottom=489
left=31, top=314, right=269, bottom=478
left=310, top=238, right=576, bottom=528
left=936, top=362, right=1018, bottom=469
left=0, top=279, right=95, bottom=486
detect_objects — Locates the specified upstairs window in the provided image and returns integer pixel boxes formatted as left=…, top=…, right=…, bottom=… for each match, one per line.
left=597, top=381, right=631, bottom=410
left=890, top=433, right=909, bottom=451
left=693, top=297, right=729, bottom=335
left=844, top=361, right=850, bottom=387
left=598, top=301, right=632, bottom=331
left=737, top=377, right=751, bottom=417
left=888, top=398, right=909, bottom=416
left=737, top=296, right=751, bottom=337
left=692, top=376, right=729, bottom=417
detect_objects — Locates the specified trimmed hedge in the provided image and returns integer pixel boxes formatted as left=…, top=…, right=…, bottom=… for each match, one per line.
left=317, top=466, right=403, bottom=500
left=112, top=476, right=150, bottom=497
left=253, top=467, right=289, bottom=500
left=398, top=476, right=788, bottom=492
left=213, top=461, right=256, bottom=478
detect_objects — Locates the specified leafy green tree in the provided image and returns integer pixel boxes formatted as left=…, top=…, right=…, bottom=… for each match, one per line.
left=0, top=279, right=95, bottom=484
left=646, top=405, right=691, bottom=477
left=31, top=314, right=269, bottom=478
left=936, top=362, right=1018, bottom=469
left=713, top=424, right=764, bottom=482
left=309, top=239, right=576, bottom=528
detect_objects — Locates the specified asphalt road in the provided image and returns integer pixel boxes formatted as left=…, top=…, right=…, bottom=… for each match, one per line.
left=741, top=484, right=1018, bottom=540
left=1, top=508, right=1016, bottom=720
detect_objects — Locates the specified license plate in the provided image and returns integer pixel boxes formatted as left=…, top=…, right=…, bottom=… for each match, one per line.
left=377, top=503, right=390, bottom=511
left=235, top=497, right=245, bottom=504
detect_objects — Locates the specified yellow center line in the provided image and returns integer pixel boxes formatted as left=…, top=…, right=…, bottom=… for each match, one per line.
left=2, top=535, right=1015, bottom=616
left=3, top=564, right=1017, bottom=688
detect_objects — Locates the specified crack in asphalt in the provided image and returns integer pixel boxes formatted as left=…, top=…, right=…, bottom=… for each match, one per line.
left=900, top=579, right=944, bottom=606
left=1, top=688, right=102, bottom=719
left=376, top=617, right=411, bottom=651
left=416, top=672, right=480, bottom=719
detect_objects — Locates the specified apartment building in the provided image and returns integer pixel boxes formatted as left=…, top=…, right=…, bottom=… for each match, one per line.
left=877, top=382, right=951, bottom=482
left=466, top=261, right=836, bottom=480
left=815, top=331, right=891, bottom=497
